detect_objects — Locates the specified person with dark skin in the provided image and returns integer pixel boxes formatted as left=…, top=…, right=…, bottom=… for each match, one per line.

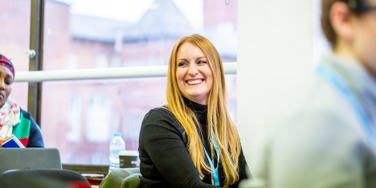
left=0, top=54, right=44, bottom=148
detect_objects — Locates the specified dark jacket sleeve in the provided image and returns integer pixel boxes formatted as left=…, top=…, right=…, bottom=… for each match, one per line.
left=139, top=108, right=216, bottom=188
left=21, top=109, right=44, bottom=147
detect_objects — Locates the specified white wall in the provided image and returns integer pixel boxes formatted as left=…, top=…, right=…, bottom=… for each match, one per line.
left=237, top=0, right=314, bottom=168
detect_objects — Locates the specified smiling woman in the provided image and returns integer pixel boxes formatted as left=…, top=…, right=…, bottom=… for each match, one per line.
left=0, top=54, right=44, bottom=148
left=134, top=34, right=248, bottom=188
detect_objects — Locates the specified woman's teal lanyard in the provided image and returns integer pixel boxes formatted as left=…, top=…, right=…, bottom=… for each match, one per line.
left=316, top=65, right=376, bottom=149
left=198, top=131, right=220, bottom=186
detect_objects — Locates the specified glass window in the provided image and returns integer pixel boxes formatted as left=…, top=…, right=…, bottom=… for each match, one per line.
left=0, top=0, right=31, bottom=109
left=86, top=93, right=112, bottom=142
left=66, top=93, right=81, bottom=142
left=42, top=0, right=238, bottom=165
left=68, top=53, right=78, bottom=69
left=111, top=55, right=121, bottom=67
left=41, top=78, right=167, bottom=164
left=95, top=54, right=108, bottom=68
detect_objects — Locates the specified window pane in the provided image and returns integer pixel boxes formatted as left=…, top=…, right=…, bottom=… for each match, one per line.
left=41, top=78, right=167, bottom=164
left=42, top=0, right=238, bottom=164
left=0, top=0, right=31, bottom=109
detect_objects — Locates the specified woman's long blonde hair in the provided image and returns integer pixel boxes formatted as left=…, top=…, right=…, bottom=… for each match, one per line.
left=166, top=34, right=241, bottom=186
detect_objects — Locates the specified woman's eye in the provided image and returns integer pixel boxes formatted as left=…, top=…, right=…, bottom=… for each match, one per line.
left=178, top=62, right=187, bottom=67
left=197, top=61, right=206, bottom=64
left=5, top=80, right=12, bottom=85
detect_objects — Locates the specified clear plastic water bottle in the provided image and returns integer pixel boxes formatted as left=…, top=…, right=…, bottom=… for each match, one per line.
left=109, top=133, right=126, bottom=173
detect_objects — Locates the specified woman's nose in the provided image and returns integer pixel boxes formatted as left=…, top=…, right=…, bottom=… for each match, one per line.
left=188, top=63, right=198, bottom=77
left=0, top=80, right=5, bottom=90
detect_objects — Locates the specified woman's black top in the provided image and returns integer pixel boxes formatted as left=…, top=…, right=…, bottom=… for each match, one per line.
left=138, top=97, right=248, bottom=188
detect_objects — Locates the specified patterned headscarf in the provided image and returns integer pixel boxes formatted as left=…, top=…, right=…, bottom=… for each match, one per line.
left=0, top=54, right=15, bottom=78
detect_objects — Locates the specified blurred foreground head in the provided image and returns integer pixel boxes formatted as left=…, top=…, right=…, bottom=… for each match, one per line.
left=321, top=0, right=376, bottom=78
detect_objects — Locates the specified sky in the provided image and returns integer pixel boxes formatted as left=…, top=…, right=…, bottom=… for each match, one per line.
left=62, top=0, right=203, bottom=29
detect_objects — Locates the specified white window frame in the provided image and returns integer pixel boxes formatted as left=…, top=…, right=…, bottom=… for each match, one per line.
left=14, top=63, right=237, bottom=82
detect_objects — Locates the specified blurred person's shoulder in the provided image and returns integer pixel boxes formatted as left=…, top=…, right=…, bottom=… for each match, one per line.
left=266, top=72, right=362, bottom=140
left=248, top=72, right=376, bottom=188
left=19, top=108, right=31, bottom=119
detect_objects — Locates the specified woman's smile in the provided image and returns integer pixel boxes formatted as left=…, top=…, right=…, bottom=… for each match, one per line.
left=186, top=79, right=205, bottom=85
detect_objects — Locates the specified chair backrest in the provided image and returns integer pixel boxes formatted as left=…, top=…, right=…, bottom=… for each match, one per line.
left=0, top=169, right=91, bottom=188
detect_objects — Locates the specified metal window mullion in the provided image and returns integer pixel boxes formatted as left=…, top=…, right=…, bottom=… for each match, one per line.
left=28, top=0, right=45, bottom=126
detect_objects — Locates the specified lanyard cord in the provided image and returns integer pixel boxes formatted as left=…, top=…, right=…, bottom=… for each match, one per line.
left=316, top=65, right=376, bottom=149
left=198, top=130, right=220, bottom=186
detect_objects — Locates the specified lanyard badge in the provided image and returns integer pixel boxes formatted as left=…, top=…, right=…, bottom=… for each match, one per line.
left=199, top=131, right=221, bottom=186
left=316, top=65, right=376, bottom=149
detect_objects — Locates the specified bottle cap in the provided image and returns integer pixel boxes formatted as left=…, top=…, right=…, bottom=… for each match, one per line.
left=114, top=133, right=122, bottom=137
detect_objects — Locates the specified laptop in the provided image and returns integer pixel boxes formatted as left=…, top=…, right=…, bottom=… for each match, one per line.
left=0, top=148, right=62, bottom=175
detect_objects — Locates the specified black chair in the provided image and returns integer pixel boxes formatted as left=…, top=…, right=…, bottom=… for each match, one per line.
left=0, top=169, right=91, bottom=188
